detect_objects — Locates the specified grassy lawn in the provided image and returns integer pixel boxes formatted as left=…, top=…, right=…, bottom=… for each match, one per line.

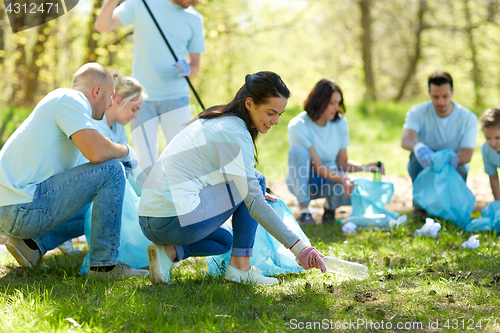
left=0, top=101, right=498, bottom=332
left=1, top=215, right=499, bottom=332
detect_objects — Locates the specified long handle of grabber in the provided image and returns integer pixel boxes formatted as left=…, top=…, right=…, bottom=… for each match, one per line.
left=141, top=0, right=205, bottom=110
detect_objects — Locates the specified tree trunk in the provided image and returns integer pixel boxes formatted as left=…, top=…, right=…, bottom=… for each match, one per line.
left=359, top=0, right=375, bottom=101
left=9, top=41, right=27, bottom=106
left=83, top=0, right=103, bottom=63
left=394, top=0, right=427, bottom=101
left=0, top=6, right=5, bottom=66
left=22, top=22, right=50, bottom=107
left=106, top=30, right=133, bottom=66
left=464, top=0, right=483, bottom=107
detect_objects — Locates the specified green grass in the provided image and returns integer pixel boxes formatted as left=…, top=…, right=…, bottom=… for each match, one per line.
left=1, top=102, right=498, bottom=332
left=1, top=215, right=499, bottom=332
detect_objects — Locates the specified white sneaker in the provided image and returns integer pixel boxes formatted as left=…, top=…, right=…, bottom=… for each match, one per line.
left=224, top=265, right=279, bottom=285
left=58, top=240, right=83, bottom=256
left=147, top=243, right=173, bottom=284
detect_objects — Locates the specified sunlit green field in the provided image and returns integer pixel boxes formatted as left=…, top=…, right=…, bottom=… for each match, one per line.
left=0, top=101, right=498, bottom=332
left=1, top=216, right=499, bottom=332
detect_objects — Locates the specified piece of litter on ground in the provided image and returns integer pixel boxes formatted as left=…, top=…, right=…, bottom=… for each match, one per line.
left=462, top=235, right=480, bottom=249
left=342, top=222, right=357, bottom=233
left=389, top=215, right=408, bottom=229
left=414, top=218, right=441, bottom=238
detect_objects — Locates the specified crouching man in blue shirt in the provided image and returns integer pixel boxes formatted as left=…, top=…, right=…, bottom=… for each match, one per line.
left=0, top=63, right=148, bottom=279
left=401, top=71, right=478, bottom=218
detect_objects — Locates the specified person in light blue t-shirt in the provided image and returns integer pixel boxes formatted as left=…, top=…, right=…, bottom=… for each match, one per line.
left=0, top=63, right=147, bottom=279
left=480, top=108, right=500, bottom=201
left=401, top=71, right=477, bottom=218
left=79, top=72, right=153, bottom=274
left=287, top=79, right=384, bottom=226
left=95, top=0, right=205, bottom=170
left=139, top=72, right=328, bottom=286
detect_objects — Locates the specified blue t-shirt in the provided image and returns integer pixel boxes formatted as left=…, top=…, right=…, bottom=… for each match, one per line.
left=0, top=89, right=95, bottom=206
left=481, top=142, right=500, bottom=176
left=139, top=116, right=256, bottom=219
left=287, top=111, right=350, bottom=169
left=115, top=0, right=205, bottom=101
left=403, top=100, right=477, bottom=152
left=93, top=115, right=128, bottom=145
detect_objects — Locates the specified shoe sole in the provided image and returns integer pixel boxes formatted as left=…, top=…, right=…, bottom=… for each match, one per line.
left=147, top=244, right=166, bottom=284
left=224, top=270, right=279, bottom=285
left=5, top=242, right=33, bottom=269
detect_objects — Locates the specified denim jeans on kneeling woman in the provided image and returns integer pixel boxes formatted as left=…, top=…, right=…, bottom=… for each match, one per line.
left=0, top=159, right=126, bottom=267
left=139, top=172, right=267, bottom=260
left=286, top=145, right=350, bottom=210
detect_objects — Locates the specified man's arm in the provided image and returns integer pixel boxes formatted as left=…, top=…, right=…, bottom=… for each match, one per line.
left=401, top=129, right=418, bottom=152
left=71, top=129, right=128, bottom=163
left=457, top=147, right=474, bottom=165
left=188, top=54, right=201, bottom=77
left=489, top=173, right=500, bottom=201
left=95, top=0, right=123, bottom=32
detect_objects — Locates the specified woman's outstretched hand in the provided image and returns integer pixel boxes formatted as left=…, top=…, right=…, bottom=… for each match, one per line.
left=295, top=246, right=327, bottom=273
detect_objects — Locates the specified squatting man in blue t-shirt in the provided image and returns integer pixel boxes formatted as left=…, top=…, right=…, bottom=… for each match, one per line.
left=0, top=63, right=148, bottom=279
left=401, top=71, right=478, bottom=218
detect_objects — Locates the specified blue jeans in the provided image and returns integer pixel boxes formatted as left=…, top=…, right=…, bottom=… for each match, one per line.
left=139, top=172, right=267, bottom=260
left=0, top=160, right=126, bottom=266
left=407, top=152, right=468, bottom=209
left=286, top=145, right=351, bottom=210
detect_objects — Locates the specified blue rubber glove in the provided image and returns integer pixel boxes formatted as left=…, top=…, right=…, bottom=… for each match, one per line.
left=450, top=152, right=459, bottom=168
left=414, top=142, right=433, bottom=169
left=174, top=59, right=191, bottom=77
left=119, top=145, right=139, bottom=177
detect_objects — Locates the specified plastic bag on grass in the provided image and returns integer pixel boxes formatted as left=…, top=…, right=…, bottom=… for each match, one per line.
left=343, top=179, right=400, bottom=229
left=206, top=198, right=309, bottom=277
left=79, top=180, right=150, bottom=275
left=413, top=149, right=475, bottom=228
left=465, top=201, right=500, bottom=232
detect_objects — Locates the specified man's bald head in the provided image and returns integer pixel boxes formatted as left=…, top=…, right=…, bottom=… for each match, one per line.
left=72, top=62, right=113, bottom=91
left=72, top=63, right=115, bottom=120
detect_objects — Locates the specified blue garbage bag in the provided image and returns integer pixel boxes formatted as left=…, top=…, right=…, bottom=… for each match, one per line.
left=413, top=149, right=475, bottom=227
left=206, top=198, right=309, bottom=277
left=465, top=201, right=500, bottom=232
left=351, top=178, right=399, bottom=220
left=79, top=179, right=150, bottom=275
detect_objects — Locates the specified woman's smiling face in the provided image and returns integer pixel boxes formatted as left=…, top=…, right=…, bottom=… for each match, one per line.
left=246, top=96, right=288, bottom=134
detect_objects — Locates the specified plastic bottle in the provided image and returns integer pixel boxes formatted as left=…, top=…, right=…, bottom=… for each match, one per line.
left=373, top=161, right=382, bottom=181
left=322, top=256, right=369, bottom=280
left=337, top=214, right=390, bottom=226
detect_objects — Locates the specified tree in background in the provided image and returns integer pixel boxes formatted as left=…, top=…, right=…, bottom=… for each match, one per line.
left=2, top=0, right=500, bottom=149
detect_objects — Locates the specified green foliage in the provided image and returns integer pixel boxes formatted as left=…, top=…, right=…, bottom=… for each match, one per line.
left=0, top=106, right=31, bottom=149
left=1, top=214, right=499, bottom=332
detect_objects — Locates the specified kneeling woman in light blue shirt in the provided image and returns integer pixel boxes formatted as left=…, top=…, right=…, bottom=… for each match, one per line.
left=287, top=79, right=384, bottom=226
left=138, top=72, right=327, bottom=285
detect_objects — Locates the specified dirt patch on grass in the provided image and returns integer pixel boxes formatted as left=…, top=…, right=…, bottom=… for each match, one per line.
left=267, top=175, right=493, bottom=222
